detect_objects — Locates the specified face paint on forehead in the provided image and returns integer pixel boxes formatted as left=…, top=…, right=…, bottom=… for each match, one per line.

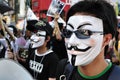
left=36, top=31, right=46, bottom=36
left=67, top=15, right=103, bottom=32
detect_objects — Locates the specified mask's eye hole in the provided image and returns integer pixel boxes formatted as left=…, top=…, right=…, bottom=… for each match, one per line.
left=77, top=29, right=92, bottom=36
left=36, top=33, right=45, bottom=37
left=30, top=36, right=39, bottom=43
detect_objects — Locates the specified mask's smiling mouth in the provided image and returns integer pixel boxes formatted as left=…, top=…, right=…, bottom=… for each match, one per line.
left=67, top=46, right=91, bottom=52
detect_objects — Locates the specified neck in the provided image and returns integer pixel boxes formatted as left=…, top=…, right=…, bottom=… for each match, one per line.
left=37, top=46, right=47, bottom=54
left=78, top=53, right=108, bottom=76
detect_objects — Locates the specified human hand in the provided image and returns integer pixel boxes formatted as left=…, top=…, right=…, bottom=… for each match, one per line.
left=54, top=12, right=59, bottom=21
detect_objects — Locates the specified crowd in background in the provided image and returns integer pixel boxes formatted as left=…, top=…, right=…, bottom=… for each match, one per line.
left=0, top=0, right=120, bottom=79
left=0, top=12, right=68, bottom=80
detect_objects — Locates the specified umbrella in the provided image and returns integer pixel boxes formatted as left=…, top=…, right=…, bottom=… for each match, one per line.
left=0, top=59, right=33, bottom=80
left=0, top=0, right=13, bottom=14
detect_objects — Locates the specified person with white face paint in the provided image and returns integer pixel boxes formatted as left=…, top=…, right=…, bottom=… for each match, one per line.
left=25, top=20, right=59, bottom=80
left=56, top=0, right=120, bottom=80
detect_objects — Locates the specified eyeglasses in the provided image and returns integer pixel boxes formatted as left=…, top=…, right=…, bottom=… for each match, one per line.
left=62, top=29, right=103, bottom=39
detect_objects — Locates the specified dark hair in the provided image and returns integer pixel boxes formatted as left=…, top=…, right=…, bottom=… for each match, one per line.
left=66, top=0, right=117, bottom=38
left=26, top=20, right=38, bottom=32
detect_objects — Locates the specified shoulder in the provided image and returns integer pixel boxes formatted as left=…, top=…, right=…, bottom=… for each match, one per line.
left=108, top=65, right=120, bottom=80
left=111, top=65, right=120, bottom=73
left=46, top=50, right=57, bottom=57
left=45, top=50, right=59, bottom=60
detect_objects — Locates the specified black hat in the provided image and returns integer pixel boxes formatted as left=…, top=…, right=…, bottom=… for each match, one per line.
left=35, top=20, right=53, bottom=37
left=26, top=20, right=38, bottom=32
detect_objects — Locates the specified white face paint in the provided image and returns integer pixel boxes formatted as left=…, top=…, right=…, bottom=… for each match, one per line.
left=30, top=31, right=46, bottom=48
left=6, top=27, right=14, bottom=39
left=65, top=15, right=103, bottom=66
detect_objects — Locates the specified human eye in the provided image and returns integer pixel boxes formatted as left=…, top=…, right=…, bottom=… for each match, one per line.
left=77, top=29, right=92, bottom=36
left=36, top=33, right=45, bottom=37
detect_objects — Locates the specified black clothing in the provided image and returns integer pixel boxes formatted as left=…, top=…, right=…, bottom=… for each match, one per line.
left=52, top=36, right=68, bottom=60
left=69, top=65, right=114, bottom=80
left=26, top=49, right=59, bottom=80
left=56, top=58, right=120, bottom=80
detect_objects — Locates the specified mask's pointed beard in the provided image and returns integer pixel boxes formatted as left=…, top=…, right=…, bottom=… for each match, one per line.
left=30, top=43, right=33, bottom=48
left=71, top=55, right=76, bottom=66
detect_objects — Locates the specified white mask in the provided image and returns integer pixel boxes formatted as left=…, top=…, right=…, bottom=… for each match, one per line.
left=30, top=31, right=46, bottom=48
left=65, top=15, right=103, bottom=66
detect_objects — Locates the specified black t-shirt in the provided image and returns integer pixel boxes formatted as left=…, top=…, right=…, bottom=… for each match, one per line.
left=26, top=49, right=59, bottom=80
left=69, top=64, right=114, bottom=80
left=51, top=36, right=68, bottom=60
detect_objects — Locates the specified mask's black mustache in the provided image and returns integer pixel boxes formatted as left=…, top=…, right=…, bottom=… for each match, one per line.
left=67, top=46, right=91, bottom=52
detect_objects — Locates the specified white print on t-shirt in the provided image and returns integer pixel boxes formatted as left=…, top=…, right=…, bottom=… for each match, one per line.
left=29, top=60, right=43, bottom=73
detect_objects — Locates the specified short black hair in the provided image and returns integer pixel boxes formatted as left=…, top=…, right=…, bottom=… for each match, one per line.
left=66, top=0, right=117, bottom=38
left=26, top=20, right=38, bottom=32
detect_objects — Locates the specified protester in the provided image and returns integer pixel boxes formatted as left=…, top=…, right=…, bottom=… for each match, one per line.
left=6, top=25, right=18, bottom=60
left=17, top=20, right=37, bottom=67
left=25, top=20, right=59, bottom=80
left=56, top=0, right=120, bottom=80
left=52, top=13, right=68, bottom=60
left=0, top=24, right=18, bottom=61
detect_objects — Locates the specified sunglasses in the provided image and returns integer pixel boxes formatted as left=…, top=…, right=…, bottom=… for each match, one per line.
left=62, top=29, right=103, bottom=39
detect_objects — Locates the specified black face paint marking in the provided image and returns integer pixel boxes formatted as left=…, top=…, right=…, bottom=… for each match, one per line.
left=67, top=23, right=92, bottom=29
left=77, top=23, right=92, bottom=29
left=67, top=46, right=91, bottom=52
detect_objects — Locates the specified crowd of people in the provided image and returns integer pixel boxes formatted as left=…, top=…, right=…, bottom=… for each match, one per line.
left=0, top=0, right=120, bottom=80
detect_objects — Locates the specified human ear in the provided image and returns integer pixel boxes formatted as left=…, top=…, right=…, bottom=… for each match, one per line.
left=103, top=34, right=112, bottom=46
left=45, top=36, right=50, bottom=42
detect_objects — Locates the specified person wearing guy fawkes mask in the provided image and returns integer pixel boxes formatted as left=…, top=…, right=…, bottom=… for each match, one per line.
left=25, top=20, right=59, bottom=80
left=56, top=0, right=120, bottom=80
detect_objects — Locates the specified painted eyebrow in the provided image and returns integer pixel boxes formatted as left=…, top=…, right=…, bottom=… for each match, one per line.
left=67, top=23, right=74, bottom=29
left=67, top=23, right=92, bottom=29
left=77, top=23, right=92, bottom=29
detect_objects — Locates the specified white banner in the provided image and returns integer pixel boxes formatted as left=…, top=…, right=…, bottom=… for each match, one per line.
left=26, top=7, right=39, bottom=21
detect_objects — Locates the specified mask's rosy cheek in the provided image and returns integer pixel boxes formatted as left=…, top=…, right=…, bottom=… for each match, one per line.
left=89, top=39, right=96, bottom=46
